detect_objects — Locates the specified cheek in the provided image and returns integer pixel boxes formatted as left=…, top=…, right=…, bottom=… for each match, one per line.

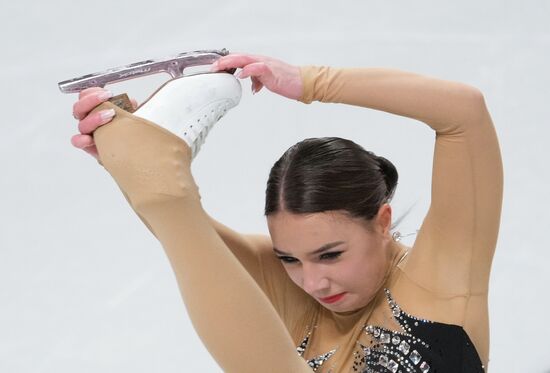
left=282, top=266, right=302, bottom=287
left=338, top=259, right=368, bottom=286
left=338, top=254, right=385, bottom=289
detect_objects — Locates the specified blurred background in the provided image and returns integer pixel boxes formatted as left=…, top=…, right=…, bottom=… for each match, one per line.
left=1, top=0, right=548, bottom=371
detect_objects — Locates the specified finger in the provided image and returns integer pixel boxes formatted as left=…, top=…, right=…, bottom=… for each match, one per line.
left=71, top=134, right=99, bottom=159
left=75, top=89, right=103, bottom=119
left=251, top=76, right=264, bottom=94
left=78, top=109, right=116, bottom=134
left=71, top=133, right=94, bottom=149
left=227, top=52, right=268, bottom=61
left=237, top=62, right=271, bottom=80
left=130, top=98, right=139, bottom=110
left=73, top=90, right=113, bottom=120
left=82, top=145, right=99, bottom=159
left=213, top=54, right=262, bottom=72
left=78, top=87, right=105, bottom=100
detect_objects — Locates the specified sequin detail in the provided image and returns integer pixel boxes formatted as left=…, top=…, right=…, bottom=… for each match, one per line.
left=350, top=289, right=433, bottom=372
left=297, top=288, right=485, bottom=372
left=296, top=327, right=338, bottom=372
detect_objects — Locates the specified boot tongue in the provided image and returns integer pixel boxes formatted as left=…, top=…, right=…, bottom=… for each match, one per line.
left=108, top=93, right=135, bottom=113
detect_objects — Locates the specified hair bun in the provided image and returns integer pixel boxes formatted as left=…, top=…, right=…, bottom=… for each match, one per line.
left=376, top=155, right=399, bottom=201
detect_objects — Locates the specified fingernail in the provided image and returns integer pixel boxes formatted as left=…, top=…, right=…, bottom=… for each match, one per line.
left=97, top=90, right=113, bottom=101
left=100, top=109, right=116, bottom=122
left=209, top=61, right=219, bottom=72
left=235, top=70, right=243, bottom=79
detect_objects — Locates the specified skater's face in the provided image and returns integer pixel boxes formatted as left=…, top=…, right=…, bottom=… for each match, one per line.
left=267, top=206, right=393, bottom=313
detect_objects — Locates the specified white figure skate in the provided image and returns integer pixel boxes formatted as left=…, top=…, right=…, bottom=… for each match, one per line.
left=58, top=49, right=241, bottom=158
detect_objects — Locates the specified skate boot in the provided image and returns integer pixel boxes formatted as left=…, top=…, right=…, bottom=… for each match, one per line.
left=133, top=72, right=241, bottom=159
left=59, top=49, right=240, bottom=159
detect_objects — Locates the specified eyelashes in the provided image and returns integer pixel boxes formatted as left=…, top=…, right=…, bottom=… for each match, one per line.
left=277, top=251, right=343, bottom=264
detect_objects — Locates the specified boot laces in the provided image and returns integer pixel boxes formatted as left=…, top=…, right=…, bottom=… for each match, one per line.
left=190, top=103, right=229, bottom=159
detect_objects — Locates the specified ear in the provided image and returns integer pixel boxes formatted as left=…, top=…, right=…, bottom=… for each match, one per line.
left=375, top=203, right=392, bottom=236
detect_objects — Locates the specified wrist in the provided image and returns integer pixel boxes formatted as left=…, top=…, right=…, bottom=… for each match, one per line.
left=296, top=65, right=324, bottom=104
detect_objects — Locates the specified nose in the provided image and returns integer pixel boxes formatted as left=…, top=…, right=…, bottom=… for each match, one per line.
left=301, top=263, right=330, bottom=296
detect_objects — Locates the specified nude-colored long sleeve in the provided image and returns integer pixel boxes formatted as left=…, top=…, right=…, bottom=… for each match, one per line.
left=205, top=216, right=311, bottom=328
left=297, top=66, right=503, bottom=366
left=92, top=103, right=313, bottom=373
left=299, top=65, right=503, bottom=292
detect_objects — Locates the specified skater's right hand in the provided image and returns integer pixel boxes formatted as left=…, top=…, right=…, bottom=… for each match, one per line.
left=70, top=88, right=137, bottom=160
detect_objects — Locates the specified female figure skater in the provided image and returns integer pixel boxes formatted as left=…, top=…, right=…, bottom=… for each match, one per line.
left=70, top=53, right=502, bottom=373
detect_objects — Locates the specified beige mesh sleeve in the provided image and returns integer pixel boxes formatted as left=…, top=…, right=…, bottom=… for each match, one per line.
left=91, top=102, right=313, bottom=373
left=298, top=65, right=503, bottom=296
left=298, top=66, right=503, bottom=366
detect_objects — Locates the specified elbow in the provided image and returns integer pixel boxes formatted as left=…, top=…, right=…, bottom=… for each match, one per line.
left=466, top=86, right=489, bottom=117
left=454, top=85, right=490, bottom=128
left=471, top=86, right=488, bottom=108
left=432, top=86, right=489, bottom=134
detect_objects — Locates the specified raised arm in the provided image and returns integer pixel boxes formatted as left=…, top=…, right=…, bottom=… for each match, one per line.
left=206, top=216, right=276, bottom=294
left=70, top=86, right=278, bottom=300
left=298, top=66, right=503, bottom=295
left=213, top=55, right=503, bottom=296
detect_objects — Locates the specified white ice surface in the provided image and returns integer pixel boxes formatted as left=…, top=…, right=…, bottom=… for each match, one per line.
left=1, top=1, right=549, bottom=372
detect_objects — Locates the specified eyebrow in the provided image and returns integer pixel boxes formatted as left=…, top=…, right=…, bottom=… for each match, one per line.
left=273, top=241, right=345, bottom=257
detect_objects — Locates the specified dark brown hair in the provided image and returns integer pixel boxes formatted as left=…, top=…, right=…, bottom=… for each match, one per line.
left=264, top=137, right=398, bottom=221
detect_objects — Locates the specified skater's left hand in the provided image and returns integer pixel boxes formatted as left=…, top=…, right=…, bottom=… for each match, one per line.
left=210, top=54, right=303, bottom=100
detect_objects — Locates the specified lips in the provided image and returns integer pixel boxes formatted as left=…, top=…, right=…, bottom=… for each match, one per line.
left=319, top=292, right=346, bottom=304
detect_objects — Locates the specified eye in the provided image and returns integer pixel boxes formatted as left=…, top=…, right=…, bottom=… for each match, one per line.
left=276, top=252, right=343, bottom=264
left=277, top=256, right=298, bottom=264
left=320, top=251, right=342, bottom=261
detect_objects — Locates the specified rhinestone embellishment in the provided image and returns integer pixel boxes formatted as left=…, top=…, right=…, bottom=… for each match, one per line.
left=295, top=327, right=338, bottom=372
left=387, top=359, right=399, bottom=373
left=351, top=289, right=434, bottom=372
left=399, top=340, right=410, bottom=355
left=297, top=288, right=484, bottom=372
left=420, top=361, right=431, bottom=372
left=410, top=350, right=421, bottom=365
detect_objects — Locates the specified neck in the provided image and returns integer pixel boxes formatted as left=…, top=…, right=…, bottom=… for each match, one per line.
left=383, top=238, right=404, bottom=280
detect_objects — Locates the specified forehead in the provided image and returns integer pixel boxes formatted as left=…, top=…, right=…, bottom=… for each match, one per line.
left=267, top=210, right=365, bottom=249
left=268, top=210, right=346, bottom=229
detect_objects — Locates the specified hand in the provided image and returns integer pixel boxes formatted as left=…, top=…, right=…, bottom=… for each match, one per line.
left=70, top=88, right=138, bottom=160
left=211, top=54, right=303, bottom=100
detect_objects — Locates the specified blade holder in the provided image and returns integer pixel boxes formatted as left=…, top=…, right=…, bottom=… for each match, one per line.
left=58, top=49, right=234, bottom=94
